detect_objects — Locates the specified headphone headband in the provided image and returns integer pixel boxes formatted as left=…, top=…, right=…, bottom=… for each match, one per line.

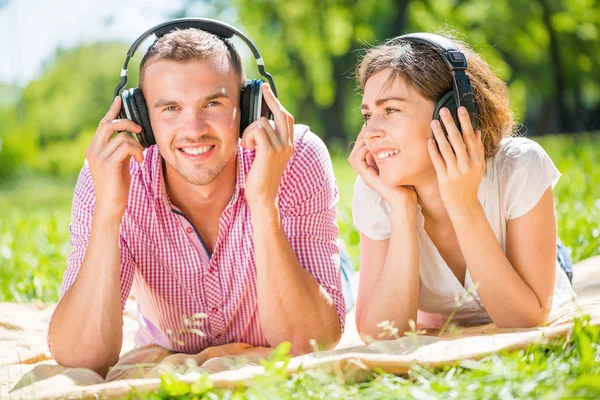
left=113, top=18, right=277, bottom=99
left=398, top=32, right=478, bottom=130
left=399, top=33, right=467, bottom=70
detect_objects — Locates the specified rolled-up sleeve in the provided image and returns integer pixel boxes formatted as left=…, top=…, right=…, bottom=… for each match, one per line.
left=278, top=126, right=346, bottom=333
left=61, top=162, right=136, bottom=310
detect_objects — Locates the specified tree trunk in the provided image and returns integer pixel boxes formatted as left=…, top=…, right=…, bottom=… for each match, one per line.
left=539, top=0, right=571, bottom=133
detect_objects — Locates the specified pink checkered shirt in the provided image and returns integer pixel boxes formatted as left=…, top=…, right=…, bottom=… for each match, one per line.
left=60, top=125, right=345, bottom=353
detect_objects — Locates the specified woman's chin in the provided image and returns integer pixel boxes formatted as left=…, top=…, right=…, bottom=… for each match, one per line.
left=380, top=171, right=411, bottom=187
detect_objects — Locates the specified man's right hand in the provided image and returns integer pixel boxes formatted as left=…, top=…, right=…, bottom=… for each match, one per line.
left=349, top=131, right=417, bottom=210
left=86, top=97, right=144, bottom=221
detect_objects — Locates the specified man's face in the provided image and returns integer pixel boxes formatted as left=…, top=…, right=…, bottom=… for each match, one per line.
left=143, top=57, right=241, bottom=186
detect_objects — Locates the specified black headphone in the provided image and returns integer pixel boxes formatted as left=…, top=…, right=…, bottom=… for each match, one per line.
left=112, top=18, right=278, bottom=148
left=399, top=33, right=479, bottom=133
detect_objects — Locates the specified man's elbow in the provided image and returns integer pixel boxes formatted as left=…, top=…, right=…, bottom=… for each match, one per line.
left=51, top=348, right=116, bottom=378
left=289, top=321, right=342, bottom=356
left=49, top=334, right=119, bottom=378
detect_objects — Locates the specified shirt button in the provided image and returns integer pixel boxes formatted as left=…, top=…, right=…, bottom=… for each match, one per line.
left=211, top=307, right=219, bottom=314
left=186, top=227, right=193, bottom=234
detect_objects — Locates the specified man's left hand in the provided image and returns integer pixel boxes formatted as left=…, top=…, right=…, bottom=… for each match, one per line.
left=241, top=83, right=295, bottom=211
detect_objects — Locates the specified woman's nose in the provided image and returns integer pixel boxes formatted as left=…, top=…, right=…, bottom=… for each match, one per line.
left=362, top=119, right=386, bottom=140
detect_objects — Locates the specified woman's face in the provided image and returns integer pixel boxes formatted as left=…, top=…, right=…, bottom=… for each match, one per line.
left=360, top=68, right=437, bottom=187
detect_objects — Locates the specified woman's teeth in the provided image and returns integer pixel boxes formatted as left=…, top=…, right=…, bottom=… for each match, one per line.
left=376, top=149, right=400, bottom=160
left=180, top=145, right=214, bottom=155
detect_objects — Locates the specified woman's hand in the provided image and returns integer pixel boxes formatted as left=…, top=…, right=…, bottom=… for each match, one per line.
left=349, top=131, right=417, bottom=210
left=428, top=106, right=485, bottom=218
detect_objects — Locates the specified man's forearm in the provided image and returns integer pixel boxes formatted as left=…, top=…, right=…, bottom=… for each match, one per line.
left=251, top=205, right=341, bottom=355
left=49, top=214, right=124, bottom=376
left=357, top=207, right=419, bottom=340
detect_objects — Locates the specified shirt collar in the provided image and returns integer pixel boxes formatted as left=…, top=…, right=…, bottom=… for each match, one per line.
left=152, top=142, right=247, bottom=205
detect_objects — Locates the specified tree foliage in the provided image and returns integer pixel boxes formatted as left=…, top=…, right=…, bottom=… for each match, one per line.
left=1, top=0, right=599, bottom=182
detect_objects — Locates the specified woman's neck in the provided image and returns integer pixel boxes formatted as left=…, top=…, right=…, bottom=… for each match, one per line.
left=414, top=178, right=452, bottom=228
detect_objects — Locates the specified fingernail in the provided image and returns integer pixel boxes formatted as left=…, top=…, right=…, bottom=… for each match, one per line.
left=459, top=107, right=467, bottom=115
left=431, top=120, right=440, bottom=128
left=113, top=96, right=119, bottom=104
left=428, top=138, right=435, bottom=145
left=440, top=108, right=449, bottom=116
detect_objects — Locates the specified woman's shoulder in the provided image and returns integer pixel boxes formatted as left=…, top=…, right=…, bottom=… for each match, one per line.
left=489, top=136, right=554, bottom=177
left=493, top=136, right=549, bottom=163
left=490, top=136, right=560, bottom=220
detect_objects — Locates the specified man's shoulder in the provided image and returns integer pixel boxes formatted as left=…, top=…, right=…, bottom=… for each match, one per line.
left=280, top=124, right=335, bottom=191
left=290, top=124, right=331, bottom=167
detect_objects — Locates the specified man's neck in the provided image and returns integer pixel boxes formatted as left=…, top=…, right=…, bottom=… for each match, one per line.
left=164, top=154, right=238, bottom=220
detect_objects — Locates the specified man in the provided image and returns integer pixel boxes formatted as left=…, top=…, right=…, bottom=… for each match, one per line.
left=48, top=23, right=346, bottom=377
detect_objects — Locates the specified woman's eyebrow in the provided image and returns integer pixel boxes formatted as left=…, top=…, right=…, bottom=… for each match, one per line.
left=360, top=96, right=409, bottom=110
left=374, top=96, right=409, bottom=106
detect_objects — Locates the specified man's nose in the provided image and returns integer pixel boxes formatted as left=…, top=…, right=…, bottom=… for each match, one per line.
left=182, top=110, right=210, bottom=133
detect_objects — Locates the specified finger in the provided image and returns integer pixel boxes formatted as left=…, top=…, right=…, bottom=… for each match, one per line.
left=100, top=133, right=144, bottom=164
left=439, top=108, right=468, bottom=165
left=242, top=120, right=277, bottom=150
left=427, top=138, right=447, bottom=176
left=261, top=83, right=291, bottom=144
left=366, top=151, right=377, bottom=170
left=250, top=125, right=275, bottom=155
left=257, top=117, right=283, bottom=149
left=90, top=97, right=121, bottom=150
left=431, top=119, right=457, bottom=171
left=457, top=106, right=478, bottom=157
left=107, top=141, right=145, bottom=165
left=103, top=96, right=122, bottom=122
left=95, top=119, right=142, bottom=150
left=355, top=146, right=379, bottom=179
left=349, top=137, right=366, bottom=161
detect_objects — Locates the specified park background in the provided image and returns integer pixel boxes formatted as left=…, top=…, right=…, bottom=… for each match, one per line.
left=0, top=1, right=599, bottom=397
left=2, top=0, right=599, bottom=302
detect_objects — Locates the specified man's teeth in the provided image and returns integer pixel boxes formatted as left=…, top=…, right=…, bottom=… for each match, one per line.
left=181, top=146, right=214, bottom=155
left=376, top=149, right=400, bottom=160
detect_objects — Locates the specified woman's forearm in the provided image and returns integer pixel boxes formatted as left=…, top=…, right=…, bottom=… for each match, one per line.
left=451, top=204, right=549, bottom=327
left=357, top=207, right=420, bottom=340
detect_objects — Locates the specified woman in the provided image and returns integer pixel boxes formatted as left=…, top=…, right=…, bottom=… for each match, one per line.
left=348, top=33, right=576, bottom=341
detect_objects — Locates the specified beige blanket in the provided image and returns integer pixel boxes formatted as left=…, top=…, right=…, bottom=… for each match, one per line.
left=2, top=256, right=599, bottom=399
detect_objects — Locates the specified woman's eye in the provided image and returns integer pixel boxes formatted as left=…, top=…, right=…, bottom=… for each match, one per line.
left=361, top=114, right=371, bottom=122
left=385, top=108, right=399, bottom=114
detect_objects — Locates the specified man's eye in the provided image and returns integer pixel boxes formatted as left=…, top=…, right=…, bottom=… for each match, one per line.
left=164, top=106, right=178, bottom=112
left=206, top=101, right=220, bottom=108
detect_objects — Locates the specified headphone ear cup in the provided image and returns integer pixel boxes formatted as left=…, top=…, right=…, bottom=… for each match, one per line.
left=131, top=88, right=155, bottom=148
left=121, top=89, right=146, bottom=147
left=433, top=91, right=460, bottom=135
left=239, top=80, right=252, bottom=136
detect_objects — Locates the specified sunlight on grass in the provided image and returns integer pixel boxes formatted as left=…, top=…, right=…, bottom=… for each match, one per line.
left=0, top=134, right=599, bottom=302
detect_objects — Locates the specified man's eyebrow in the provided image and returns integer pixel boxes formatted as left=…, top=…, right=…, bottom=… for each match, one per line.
left=153, top=89, right=231, bottom=108
left=360, top=96, right=409, bottom=110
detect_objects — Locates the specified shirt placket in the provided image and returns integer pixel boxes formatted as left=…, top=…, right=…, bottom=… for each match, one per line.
left=205, top=192, right=238, bottom=346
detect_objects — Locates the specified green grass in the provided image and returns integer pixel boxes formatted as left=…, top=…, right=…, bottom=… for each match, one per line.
left=1, top=134, right=597, bottom=302
left=139, top=315, right=600, bottom=399
left=0, top=133, right=599, bottom=398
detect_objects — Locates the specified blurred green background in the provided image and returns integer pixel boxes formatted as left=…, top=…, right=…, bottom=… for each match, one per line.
left=0, top=0, right=599, bottom=302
